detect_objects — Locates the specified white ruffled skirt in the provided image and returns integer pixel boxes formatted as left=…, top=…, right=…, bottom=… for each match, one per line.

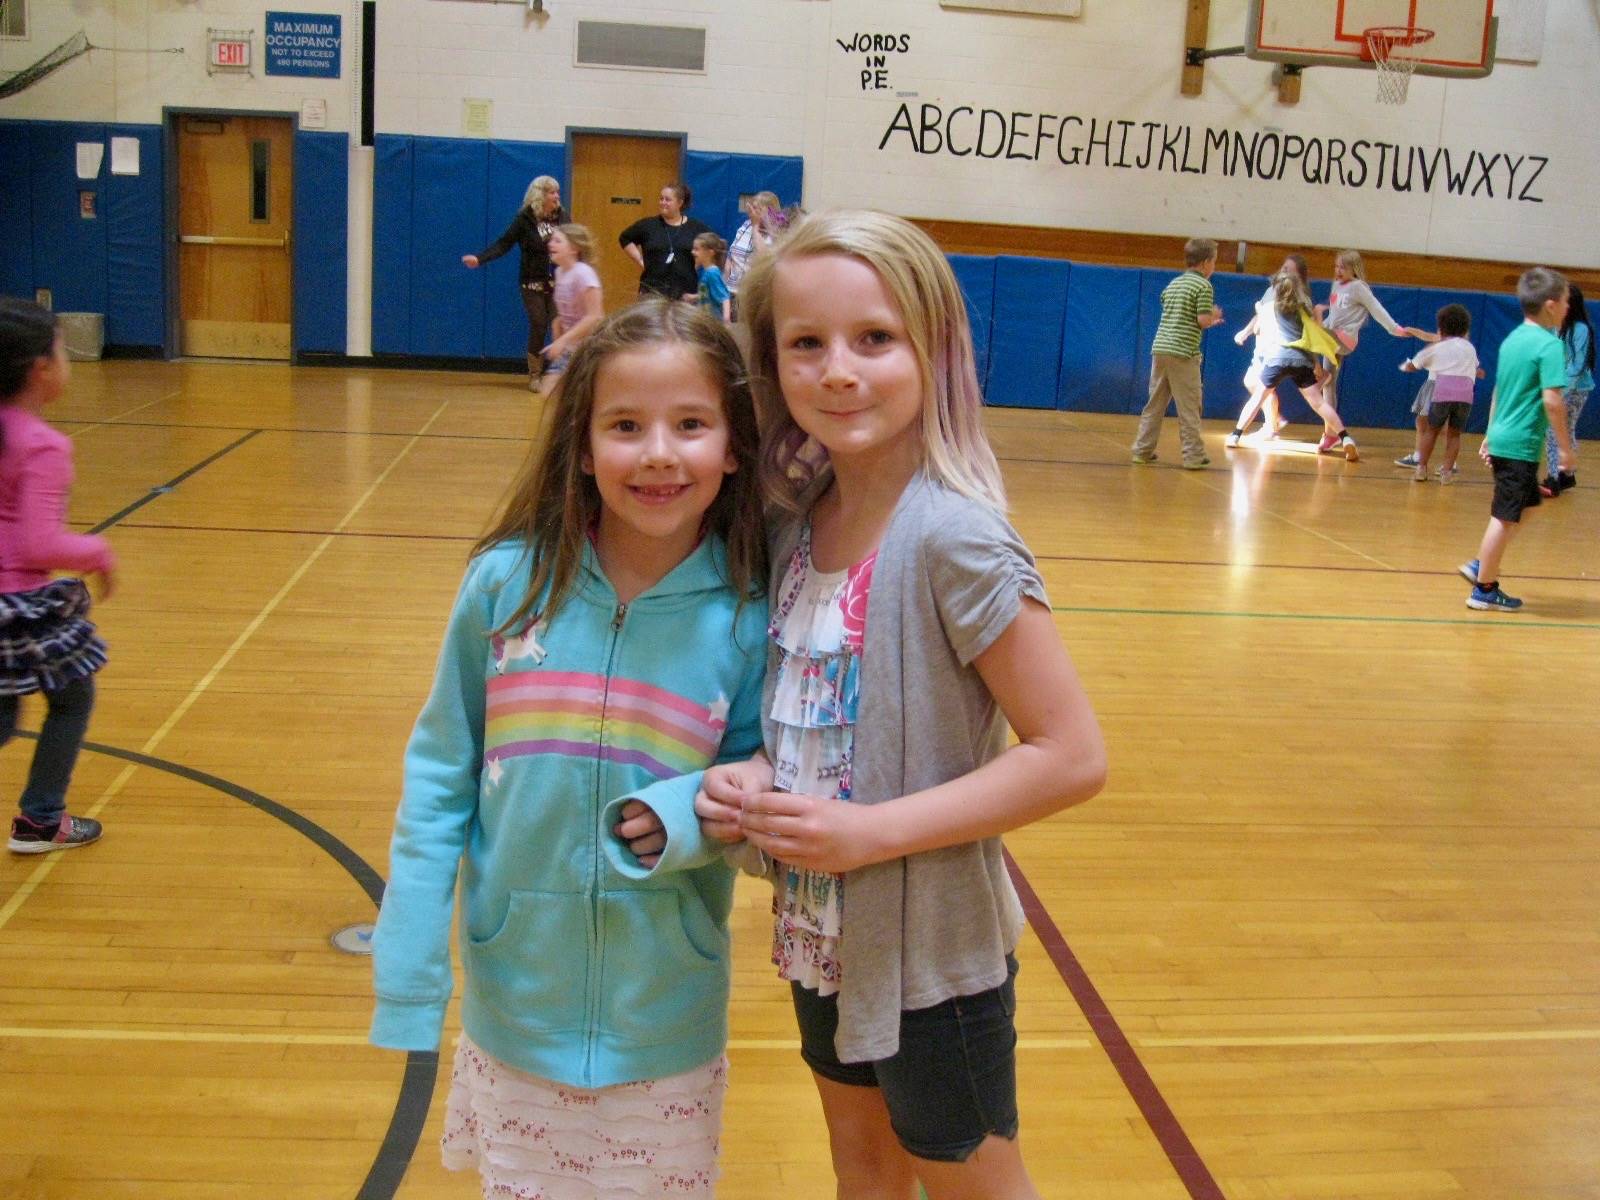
left=441, top=1034, right=726, bottom=1198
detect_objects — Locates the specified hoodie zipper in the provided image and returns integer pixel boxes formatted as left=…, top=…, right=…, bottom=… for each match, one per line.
left=586, top=600, right=627, bottom=1081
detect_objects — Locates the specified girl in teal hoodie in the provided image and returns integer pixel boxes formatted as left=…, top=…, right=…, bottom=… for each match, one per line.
left=370, top=299, right=768, bottom=1197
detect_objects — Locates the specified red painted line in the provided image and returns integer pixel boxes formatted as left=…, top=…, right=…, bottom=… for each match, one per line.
left=1005, top=849, right=1227, bottom=1200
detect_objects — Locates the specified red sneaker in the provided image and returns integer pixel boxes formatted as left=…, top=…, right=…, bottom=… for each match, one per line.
left=1317, top=432, right=1340, bottom=453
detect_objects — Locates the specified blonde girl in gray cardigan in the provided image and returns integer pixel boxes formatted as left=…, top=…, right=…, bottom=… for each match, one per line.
left=695, top=211, right=1107, bottom=1199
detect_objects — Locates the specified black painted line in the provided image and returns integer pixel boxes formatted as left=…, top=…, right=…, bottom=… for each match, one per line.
left=11, top=730, right=429, bottom=1200
left=89, top=429, right=264, bottom=534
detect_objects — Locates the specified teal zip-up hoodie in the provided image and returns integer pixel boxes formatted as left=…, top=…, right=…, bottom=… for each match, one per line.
left=370, top=534, right=767, bottom=1088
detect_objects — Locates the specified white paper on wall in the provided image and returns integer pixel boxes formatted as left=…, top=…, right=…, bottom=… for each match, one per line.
left=302, top=98, right=329, bottom=129
left=110, top=137, right=141, bottom=176
left=76, top=142, right=104, bottom=180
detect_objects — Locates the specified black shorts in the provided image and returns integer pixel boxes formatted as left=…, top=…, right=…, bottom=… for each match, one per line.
left=1260, top=360, right=1317, bottom=391
left=1490, top=455, right=1541, bottom=522
left=792, top=954, right=1020, bottom=1163
left=1427, top=402, right=1470, bottom=431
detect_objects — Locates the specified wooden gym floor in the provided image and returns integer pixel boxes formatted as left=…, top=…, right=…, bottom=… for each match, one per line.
left=2, top=358, right=1597, bottom=1200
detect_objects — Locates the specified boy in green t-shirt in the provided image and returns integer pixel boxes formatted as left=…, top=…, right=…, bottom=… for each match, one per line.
left=1458, top=267, right=1576, bottom=611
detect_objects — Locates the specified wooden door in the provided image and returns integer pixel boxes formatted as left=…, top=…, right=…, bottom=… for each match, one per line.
left=570, top=133, right=682, bottom=312
left=177, top=114, right=294, bottom=359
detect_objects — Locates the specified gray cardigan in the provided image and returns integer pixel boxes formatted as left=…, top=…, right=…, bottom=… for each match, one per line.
left=766, top=474, right=1048, bottom=1062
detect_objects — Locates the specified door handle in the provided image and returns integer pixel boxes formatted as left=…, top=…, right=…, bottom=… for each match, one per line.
left=179, top=233, right=289, bottom=249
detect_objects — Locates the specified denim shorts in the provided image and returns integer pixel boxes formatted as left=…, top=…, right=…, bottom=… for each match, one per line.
left=791, top=954, right=1020, bottom=1162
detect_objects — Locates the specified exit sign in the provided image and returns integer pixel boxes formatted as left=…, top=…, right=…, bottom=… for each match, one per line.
left=208, top=29, right=253, bottom=73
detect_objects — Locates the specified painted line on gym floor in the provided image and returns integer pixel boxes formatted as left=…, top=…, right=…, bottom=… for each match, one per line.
left=110, top=522, right=477, bottom=543
left=63, top=391, right=181, bottom=437
left=88, top=429, right=264, bottom=533
left=1050, top=603, right=1600, bottom=631
left=1006, top=849, right=1225, bottom=1200
left=62, top=417, right=530, bottom=443
left=7, top=404, right=451, bottom=933
left=1142, top=1029, right=1600, bottom=1048
left=1032, top=551, right=1598, bottom=585
left=0, top=734, right=434, bottom=1200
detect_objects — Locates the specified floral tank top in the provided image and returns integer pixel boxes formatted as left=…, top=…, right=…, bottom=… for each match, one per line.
left=768, top=524, right=876, bottom=996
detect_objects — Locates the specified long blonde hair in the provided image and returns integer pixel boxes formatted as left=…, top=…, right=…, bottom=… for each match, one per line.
left=473, top=300, right=765, bottom=634
left=737, top=210, right=1005, bottom=515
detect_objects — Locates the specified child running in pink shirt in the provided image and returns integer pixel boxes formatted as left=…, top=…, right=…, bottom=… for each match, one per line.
left=1, top=298, right=117, bottom=853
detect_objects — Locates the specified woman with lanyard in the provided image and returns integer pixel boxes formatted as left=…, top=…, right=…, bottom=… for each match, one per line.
left=463, top=175, right=567, bottom=391
left=618, top=182, right=711, bottom=301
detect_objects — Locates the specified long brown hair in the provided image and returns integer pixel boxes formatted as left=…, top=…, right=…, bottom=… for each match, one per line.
left=474, top=299, right=765, bottom=635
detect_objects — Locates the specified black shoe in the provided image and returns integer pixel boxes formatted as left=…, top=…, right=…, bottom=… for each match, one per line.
left=1539, top=475, right=1559, bottom=498
left=1557, top=471, right=1577, bottom=493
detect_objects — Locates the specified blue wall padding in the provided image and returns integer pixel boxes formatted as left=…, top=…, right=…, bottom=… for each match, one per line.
left=713, top=153, right=805, bottom=241
left=1058, top=264, right=1141, bottom=414
left=985, top=256, right=1069, bottom=409
left=409, top=137, right=487, bottom=357
left=366, top=135, right=802, bottom=357
left=371, top=134, right=414, bottom=355
left=292, top=130, right=348, bottom=354
left=30, top=122, right=108, bottom=318
left=0, top=123, right=35, bottom=300
left=683, top=150, right=732, bottom=239
left=483, top=140, right=565, bottom=357
left=103, top=123, right=163, bottom=347
left=948, top=254, right=996, bottom=391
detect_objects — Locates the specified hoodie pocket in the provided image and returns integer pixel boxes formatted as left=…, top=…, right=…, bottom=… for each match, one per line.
left=598, top=887, right=728, bottom=1046
left=463, top=890, right=588, bottom=1034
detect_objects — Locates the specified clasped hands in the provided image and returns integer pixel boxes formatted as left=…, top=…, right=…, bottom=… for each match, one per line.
left=612, top=758, right=878, bottom=875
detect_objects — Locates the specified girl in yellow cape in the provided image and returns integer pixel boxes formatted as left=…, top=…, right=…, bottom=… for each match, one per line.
left=1225, top=271, right=1361, bottom=461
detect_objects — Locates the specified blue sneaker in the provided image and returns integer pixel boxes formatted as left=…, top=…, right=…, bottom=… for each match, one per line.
left=1457, top=559, right=1480, bottom=584
left=1467, top=584, right=1522, bottom=611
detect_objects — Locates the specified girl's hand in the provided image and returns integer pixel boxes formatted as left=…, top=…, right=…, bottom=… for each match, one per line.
left=461, top=255, right=480, bottom=268
left=738, top=791, right=878, bottom=875
left=1232, top=327, right=1249, bottom=346
left=613, top=799, right=666, bottom=867
left=1478, top=440, right=1492, bottom=464
left=541, top=339, right=565, bottom=360
left=695, top=758, right=774, bottom=844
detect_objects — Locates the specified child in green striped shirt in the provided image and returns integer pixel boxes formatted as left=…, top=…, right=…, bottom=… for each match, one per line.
left=1131, top=238, right=1224, bottom=469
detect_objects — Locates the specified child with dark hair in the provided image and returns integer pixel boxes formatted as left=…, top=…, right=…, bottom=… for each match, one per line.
left=1542, top=283, right=1592, bottom=496
left=1, top=298, right=117, bottom=853
left=1398, top=304, right=1481, bottom=483
left=1459, top=268, right=1576, bottom=611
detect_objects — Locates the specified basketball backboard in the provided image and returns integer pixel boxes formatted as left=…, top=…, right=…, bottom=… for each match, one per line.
left=1245, top=0, right=1496, bottom=78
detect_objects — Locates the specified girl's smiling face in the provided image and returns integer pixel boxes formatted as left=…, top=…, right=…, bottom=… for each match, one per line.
left=771, top=253, right=925, bottom=474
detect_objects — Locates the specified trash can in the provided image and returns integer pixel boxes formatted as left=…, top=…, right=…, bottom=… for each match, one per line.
left=58, top=312, right=105, bottom=361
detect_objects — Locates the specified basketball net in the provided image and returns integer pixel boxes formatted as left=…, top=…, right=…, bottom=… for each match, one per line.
left=1364, top=26, right=1435, bottom=105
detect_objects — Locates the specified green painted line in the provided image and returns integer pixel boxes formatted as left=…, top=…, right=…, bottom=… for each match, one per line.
left=1051, top=605, right=1600, bottom=631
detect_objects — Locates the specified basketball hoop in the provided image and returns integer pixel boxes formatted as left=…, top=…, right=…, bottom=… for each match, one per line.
left=1362, top=25, right=1435, bottom=105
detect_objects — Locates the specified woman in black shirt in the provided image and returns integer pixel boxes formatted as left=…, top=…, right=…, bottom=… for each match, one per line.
left=618, top=182, right=711, bottom=301
left=464, top=175, right=567, bottom=389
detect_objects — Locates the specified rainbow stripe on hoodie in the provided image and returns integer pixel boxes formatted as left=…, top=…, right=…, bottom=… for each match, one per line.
left=485, top=670, right=727, bottom=780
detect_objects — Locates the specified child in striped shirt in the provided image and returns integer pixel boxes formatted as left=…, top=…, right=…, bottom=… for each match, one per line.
left=1131, top=238, right=1224, bottom=470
